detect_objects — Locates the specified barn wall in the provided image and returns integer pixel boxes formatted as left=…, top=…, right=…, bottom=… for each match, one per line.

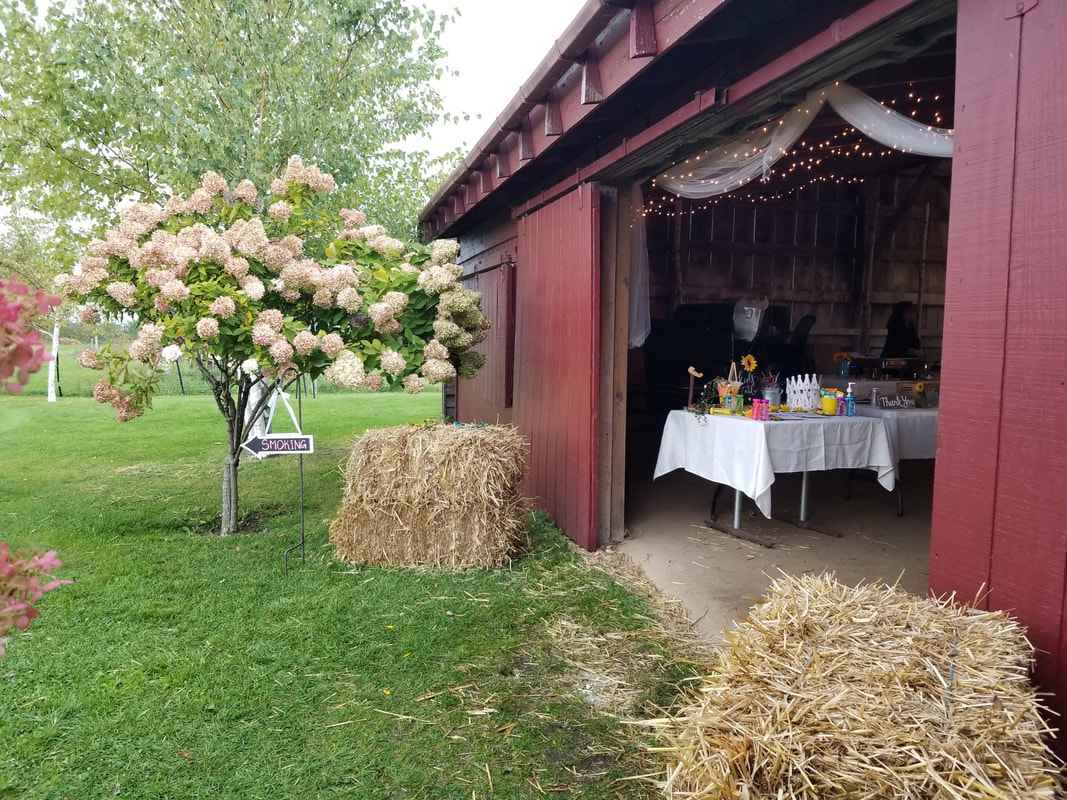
left=512, top=185, right=601, bottom=550
left=453, top=221, right=518, bottom=425
left=932, top=0, right=1067, bottom=724
left=641, top=173, right=949, bottom=387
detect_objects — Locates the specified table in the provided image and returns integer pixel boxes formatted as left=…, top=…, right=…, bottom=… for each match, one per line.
left=855, top=406, right=938, bottom=462
left=653, top=410, right=896, bottom=531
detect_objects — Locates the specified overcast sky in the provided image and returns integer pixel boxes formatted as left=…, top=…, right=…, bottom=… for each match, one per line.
left=411, top=0, right=586, bottom=159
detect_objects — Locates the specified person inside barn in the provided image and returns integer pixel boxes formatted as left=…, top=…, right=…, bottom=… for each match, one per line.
left=881, top=301, right=923, bottom=358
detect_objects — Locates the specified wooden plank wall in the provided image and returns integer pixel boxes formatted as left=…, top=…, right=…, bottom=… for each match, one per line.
left=513, top=185, right=601, bottom=551
left=642, top=175, right=949, bottom=371
left=932, top=0, right=1067, bottom=730
left=457, top=263, right=515, bottom=425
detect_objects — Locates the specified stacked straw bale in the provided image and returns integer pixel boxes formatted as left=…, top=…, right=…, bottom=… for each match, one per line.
left=662, top=574, right=1064, bottom=799
left=329, top=423, right=528, bottom=568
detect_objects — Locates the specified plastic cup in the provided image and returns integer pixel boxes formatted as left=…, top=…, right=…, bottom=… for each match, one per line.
left=821, top=396, right=837, bottom=415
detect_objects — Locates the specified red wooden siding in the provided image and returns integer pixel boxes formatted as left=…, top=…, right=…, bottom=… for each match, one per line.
left=513, top=184, right=601, bottom=550
left=932, top=0, right=1067, bottom=720
left=456, top=264, right=515, bottom=425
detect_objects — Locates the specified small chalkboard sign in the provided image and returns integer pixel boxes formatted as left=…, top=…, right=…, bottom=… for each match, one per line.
left=880, top=395, right=916, bottom=409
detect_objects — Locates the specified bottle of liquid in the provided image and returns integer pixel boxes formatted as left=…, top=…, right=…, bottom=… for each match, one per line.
left=869, top=387, right=880, bottom=408
left=845, top=382, right=856, bottom=417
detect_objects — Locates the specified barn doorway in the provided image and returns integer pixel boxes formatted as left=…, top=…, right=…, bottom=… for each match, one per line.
left=616, top=29, right=956, bottom=633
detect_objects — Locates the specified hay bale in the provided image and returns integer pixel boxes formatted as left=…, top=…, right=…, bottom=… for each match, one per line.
left=662, top=574, right=1064, bottom=799
left=329, top=422, right=528, bottom=568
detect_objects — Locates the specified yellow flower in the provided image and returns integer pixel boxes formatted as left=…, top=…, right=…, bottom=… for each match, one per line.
left=915, top=381, right=925, bottom=393
left=742, top=354, right=758, bottom=372
left=833, top=351, right=852, bottom=363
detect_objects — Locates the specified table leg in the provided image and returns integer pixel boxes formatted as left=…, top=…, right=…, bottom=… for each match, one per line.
left=800, top=471, right=810, bottom=522
left=733, top=489, right=743, bottom=530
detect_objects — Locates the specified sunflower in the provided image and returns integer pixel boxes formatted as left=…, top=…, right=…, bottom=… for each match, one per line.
left=915, top=381, right=925, bottom=393
left=833, top=351, right=852, bottom=363
left=742, top=354, right=758, bottom=372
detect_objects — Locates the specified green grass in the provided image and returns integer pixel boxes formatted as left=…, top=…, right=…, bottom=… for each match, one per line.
left=0, top=393, right=699, bottom=799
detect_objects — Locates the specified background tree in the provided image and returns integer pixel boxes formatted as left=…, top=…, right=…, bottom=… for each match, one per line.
left=57, top=159, right=489, bottom=535
left=0, top=211, right=81, bottom=400
left=0, top=0, right=461, bottom=242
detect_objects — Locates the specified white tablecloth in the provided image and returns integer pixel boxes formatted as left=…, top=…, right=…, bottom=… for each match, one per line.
left=855, top=406, right=938, bottom=461
left=653, top=410, right=896, bottom=518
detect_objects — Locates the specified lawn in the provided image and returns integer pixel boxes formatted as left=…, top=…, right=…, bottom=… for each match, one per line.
left=0, top=392, right=704, bottom=799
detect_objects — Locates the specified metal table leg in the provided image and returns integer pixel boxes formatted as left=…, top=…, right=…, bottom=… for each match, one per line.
left=799, top=471, right=810, bottom=522
left=733, top=488, right=743, bottom=529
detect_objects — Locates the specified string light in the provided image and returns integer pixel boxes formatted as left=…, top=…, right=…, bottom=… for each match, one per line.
left=648, top=83, right=950, bottom=216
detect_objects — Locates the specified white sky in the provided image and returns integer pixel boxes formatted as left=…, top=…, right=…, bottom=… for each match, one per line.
left=412, top=0, right=587, bottom=160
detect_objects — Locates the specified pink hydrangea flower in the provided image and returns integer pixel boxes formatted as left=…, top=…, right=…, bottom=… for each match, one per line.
left=233, top=179, right=258, bottom=205
left=268, top=201, right=292, bottom=223
left=76, top=349, right=104, bottom=370
left=269, top=339, right=294, bottom=364
left=201, top=171, right=228, bottom=196
left=196, top=318, right=220, bottom=339
left=257, top=309, right=284, bottom=332
left=240, top=276, right=265, bottom=300
left=293, top=330, right=318, bottom=355
left=209, top=296, right=237, bottom=318
left=320, top=333, right=344, bottom=357
left=251, top=323, right=278, bottom=346
left=106, top=281, right=138, bottom=307
left=161, top=279, right=190, bottom=302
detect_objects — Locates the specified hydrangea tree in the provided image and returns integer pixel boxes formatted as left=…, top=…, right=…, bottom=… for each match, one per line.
left=57, top=158, right=489, bottom=535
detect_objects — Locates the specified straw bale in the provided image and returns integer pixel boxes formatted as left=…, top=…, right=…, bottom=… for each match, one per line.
left=662, top=573, right=1064, bottom=799
left=329, top=423, right=528, bottom=568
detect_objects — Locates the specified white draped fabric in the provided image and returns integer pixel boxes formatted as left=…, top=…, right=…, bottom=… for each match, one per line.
left=656, top=82, right=953, bottom=199
left=628, top=183, right=652, bottom=348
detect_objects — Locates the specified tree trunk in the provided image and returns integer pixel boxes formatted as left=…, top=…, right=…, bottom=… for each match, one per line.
left=220, top=452, right=239, bottom=536
left=46, top=316, right=60, bottom=402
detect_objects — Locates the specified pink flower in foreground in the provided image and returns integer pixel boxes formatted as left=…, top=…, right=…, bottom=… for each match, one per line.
left=364, top=373, right=384, bottom=392
left=0, top=543, right=71, bottom=659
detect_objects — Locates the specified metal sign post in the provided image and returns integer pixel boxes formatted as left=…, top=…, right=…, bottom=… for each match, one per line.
left=239, top=385, right=311, bottom=576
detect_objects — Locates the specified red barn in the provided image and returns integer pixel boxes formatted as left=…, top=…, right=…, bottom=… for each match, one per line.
left=422, top=0, right=1067, bottom=723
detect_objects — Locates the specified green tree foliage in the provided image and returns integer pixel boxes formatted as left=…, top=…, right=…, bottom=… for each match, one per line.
left=0, top=0, right=459, bottom=240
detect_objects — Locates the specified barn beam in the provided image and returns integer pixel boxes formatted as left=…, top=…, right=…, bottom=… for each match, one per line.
left=479, top=163, right=494, bottom=194
left=581, top=59, right=604, bottom=104
left=496, top=144, right=512, bottom=178
left=545, top=97, right=564, bottom=136
left=518, top=125, right=535, bottom=163
left=629, top=0, right=657, bottom=58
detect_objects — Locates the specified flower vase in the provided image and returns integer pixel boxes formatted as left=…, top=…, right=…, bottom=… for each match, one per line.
left=836, top=359, right=851, bottom=378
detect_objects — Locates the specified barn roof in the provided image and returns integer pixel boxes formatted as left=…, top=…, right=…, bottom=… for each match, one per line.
left=420, top=0, right=955, bottom=240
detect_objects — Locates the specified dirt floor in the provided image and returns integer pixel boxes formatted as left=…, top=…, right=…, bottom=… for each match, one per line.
left=620, top=428, right=935, bottom=642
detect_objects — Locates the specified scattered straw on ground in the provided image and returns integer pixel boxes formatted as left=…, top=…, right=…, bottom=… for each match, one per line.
left=655, top=573, right=1064, bottom=799
left=329, top=423, right=528, bottom=568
